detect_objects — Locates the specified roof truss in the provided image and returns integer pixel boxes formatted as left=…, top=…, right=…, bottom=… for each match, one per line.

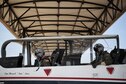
left=0, top=0, right=126, bottom=54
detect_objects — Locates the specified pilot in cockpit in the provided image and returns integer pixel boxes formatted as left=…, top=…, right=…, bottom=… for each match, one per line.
left=91, top=43, right=113, bottom=68
left=34, top=48, right=50, bottom=66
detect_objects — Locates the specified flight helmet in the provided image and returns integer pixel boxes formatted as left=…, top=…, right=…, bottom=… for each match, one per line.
left=94, top=43, right=104, bottom=52
left=34, top=48, right=45, bottom=58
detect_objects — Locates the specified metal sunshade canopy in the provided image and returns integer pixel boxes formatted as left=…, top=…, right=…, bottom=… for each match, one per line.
left=0, top=0, right=126, bottom=54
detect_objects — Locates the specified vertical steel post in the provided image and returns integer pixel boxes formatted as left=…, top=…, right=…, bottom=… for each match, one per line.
left=89, top=29, right=93, bottom=62
left=27, top=41, right=31, bottom=66
left=90, top=40, right=93, bottom=62
left=65, top=40, right=67, bottom=56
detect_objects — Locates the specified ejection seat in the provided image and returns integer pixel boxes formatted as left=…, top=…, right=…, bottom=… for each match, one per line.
left=51, top=49, right=65, bottom=66
left=0, top=53, right=23, bottom=68
left=110, top=47, right=126, bottom=64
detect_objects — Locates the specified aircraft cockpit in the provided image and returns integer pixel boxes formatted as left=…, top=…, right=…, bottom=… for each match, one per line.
left=0, top=35, right=126, bottom=68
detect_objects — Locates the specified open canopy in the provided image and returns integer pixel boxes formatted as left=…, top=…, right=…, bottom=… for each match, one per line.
left=1, top=35, right=119, bottom=65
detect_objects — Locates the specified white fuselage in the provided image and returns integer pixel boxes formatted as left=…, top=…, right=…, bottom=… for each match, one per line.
left=0, top=64, right=126, bottom=84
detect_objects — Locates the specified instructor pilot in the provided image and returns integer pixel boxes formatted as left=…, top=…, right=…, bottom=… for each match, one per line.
left=91, top=43, right=113, bottom=68
left=34, top=48, right=50, bottom=66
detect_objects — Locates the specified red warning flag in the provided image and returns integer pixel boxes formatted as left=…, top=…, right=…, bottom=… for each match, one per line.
left=106, top=67, right=114, bottom=74
left=44, top=69, right=51, bottom=76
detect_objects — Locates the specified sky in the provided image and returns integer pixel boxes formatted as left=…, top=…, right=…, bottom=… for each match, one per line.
left=0, top=23, right=22, bottom=56
left=81, top=12, right=126, bottom=63
left=0, top=12, right=126, bottom=64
